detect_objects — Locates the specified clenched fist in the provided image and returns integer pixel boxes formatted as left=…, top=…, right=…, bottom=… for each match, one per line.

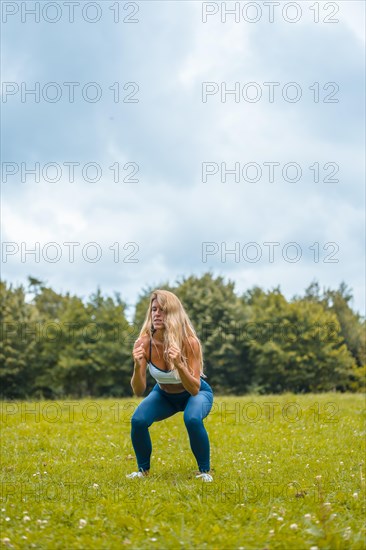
left=167, top=344, right=182, bottom=367
left=133, top=338, right=146, bottom=367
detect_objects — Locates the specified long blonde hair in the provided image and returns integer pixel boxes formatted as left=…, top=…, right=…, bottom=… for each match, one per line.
left=138, top=290, right=204, bottom=376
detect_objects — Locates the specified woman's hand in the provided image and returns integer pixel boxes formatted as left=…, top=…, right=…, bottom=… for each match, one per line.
left=167, top=344, right=183, bottom=368
left=133, top=338, right=146, bottom=367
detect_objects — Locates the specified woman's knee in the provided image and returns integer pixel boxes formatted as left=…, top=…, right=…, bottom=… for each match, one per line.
left=183, top=412, right=202, bottom=431
left=131, top=409, right=150, bottom=430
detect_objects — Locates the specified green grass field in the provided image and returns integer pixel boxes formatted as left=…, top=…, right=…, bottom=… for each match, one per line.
left=1, top=393, right=365, bottom=549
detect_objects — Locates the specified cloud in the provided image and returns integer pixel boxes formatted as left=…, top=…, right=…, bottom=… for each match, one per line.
left=2, top=1, right=365, bottom=317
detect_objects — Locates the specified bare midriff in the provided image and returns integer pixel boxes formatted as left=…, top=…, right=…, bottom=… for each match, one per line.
left=158, top=382, right=187, bottom=393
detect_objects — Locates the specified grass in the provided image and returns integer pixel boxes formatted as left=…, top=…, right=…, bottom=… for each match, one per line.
left=1, top=393, right=365, bottom=549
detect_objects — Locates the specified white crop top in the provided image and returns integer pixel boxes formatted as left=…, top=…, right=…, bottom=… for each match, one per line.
left=148, top=338, right=182, bottom=385
left=148, top=362, right=182, bottom=384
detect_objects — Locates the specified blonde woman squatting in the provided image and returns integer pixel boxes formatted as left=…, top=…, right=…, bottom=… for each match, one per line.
left=127, top=290, right=214, bottom=482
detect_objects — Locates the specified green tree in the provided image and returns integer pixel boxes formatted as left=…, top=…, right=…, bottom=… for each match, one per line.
left=56, top=288, right=131, bottom=397
left=175, top=274, right=251, bottom=394
left=244, top=289, right=357, bottom=393
left=0, top=281, right=38, bottom=398
left=323, top=283, right=365, bottom=366
left=31, top=285, right=72, bottom=397
left=302, top=281, right=365, bottom=391
left=323, top=283, right=365, bottom=391
left=1, top=276, right=363, bottom=398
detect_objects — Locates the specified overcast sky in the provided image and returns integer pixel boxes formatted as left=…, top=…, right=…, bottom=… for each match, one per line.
left=1, top=0, right=365, bottom=319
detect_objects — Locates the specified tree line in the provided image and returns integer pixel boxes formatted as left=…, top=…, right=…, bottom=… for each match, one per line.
left=1, top=274, right=365, bottom=398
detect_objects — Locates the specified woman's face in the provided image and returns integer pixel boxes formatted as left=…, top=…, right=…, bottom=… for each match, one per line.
left=151, top=298, right=166, bottom=330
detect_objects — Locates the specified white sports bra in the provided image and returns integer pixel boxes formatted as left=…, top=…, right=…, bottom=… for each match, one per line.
left=148, top=362, right=182, bottom=384
left=148, top=339, right=182, bottom=385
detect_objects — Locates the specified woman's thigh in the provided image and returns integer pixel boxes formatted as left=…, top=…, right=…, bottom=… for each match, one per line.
left=184, top=389, right=213, bottom=420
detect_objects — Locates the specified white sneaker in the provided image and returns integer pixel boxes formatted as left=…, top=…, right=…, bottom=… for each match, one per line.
left=126, top=471, right=147, bottom=479
left=196, top=472, right=213, bottom=482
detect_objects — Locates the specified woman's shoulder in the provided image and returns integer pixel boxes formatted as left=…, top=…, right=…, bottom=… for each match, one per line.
left=186, top=336, right=200, bottom=355
left=138, top=334, right=151, bottom=350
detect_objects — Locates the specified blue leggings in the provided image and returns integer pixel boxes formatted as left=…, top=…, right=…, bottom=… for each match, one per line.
left=130, top=379, right=213, bottom=472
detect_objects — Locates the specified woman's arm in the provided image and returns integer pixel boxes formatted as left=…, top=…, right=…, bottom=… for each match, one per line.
left=168, top=338, right=201, bottom=396
left=131, top=338, right=148, bottom=396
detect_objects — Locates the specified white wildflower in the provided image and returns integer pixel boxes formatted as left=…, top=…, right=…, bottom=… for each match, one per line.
left=290, top=523, right=298, bottom=530
left=79, top=519, right=87, bottom=529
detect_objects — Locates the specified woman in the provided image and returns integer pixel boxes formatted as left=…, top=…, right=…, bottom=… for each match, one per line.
left=126, top=289, right=214, bottom=482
